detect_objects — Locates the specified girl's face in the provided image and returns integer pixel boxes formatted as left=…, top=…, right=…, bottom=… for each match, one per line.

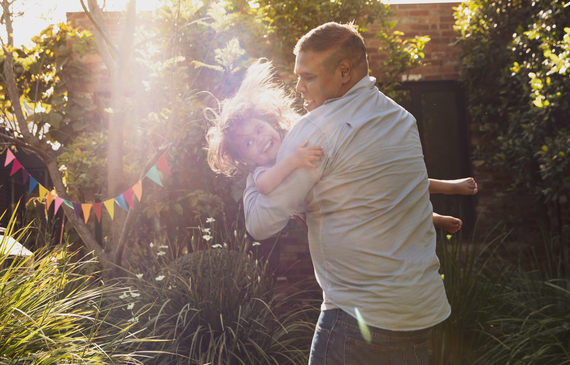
left=233, top=118, right=282, bottom=167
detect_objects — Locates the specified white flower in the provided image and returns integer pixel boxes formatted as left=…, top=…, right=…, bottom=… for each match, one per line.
left=130, top=291, right=140, bottom=298
left=127, top=317, right=138, bottom=323
left=149, top=242, right=154, bottom=248
left=135, top=274, right=143, bottom=279
left=201, top=227, right=211, bottom=233
left=252, top=242, right=261, bottom=246
left=157, top=251, right=166, bottom=256
left=119, top=292, right=129, bottom=300
left=206, top=217, right=215, bottom=223
left=168, top=285, right=172, bottom=289
left=159, top=245, right=169, bottom=249
left=127, top=303, right=135, bottom=310
left=155, top=275, right=165, bottom=281
left=212, top=244, right=222, bottom=248
left=203, top=234, right=212, bottom=241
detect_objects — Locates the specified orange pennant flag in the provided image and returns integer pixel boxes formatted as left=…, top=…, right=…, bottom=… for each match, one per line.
left=132, top=181, right=143, bottom=201
left=38, top=185, right=48, bottom=201
left=103, top=199, right=114, bottom=220
left=82, top=204, right=92, bottom=224
left=46, top=190, right=56, bottom=210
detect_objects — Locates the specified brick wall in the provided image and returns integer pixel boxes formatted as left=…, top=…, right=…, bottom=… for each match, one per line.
left=365, top=3, right=462, bottom=82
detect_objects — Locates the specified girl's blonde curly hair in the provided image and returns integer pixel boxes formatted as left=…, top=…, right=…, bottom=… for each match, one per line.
left=206, top=59, right=301, bottom=177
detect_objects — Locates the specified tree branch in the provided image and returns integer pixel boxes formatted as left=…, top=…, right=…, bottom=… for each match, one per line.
left=113, top=143, right=172, bottom=276
left=82, top=0, right=117, bottom=74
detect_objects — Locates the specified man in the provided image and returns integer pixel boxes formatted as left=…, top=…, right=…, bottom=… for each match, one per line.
left=243, top=22, right=450, bottom=364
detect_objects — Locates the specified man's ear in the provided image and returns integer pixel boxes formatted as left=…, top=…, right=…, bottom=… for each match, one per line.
left=338, top=60, right=353, bottom=83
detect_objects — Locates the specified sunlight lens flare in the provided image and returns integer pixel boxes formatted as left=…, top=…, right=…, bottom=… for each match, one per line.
left=354, top=307, right=372, bottom=343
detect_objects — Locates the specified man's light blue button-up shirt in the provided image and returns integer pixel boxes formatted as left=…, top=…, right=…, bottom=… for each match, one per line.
left=243, top=75, right=451, bottom=331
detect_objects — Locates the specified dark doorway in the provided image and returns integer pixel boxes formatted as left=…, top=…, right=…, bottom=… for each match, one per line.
left=393, top=80, right=475, bottom=235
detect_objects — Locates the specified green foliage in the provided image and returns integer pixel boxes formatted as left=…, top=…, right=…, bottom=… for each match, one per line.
left=233, top=0, right=392, bottom=67
left=374, top=29, right=431, bottom=97
left=0, top=209, right=146, bottom=364
left=454, top=0, right=570, bottom=223
left=118, top=220, right=316, bottom=365
left=0, top=23, right=100, bottom=145
left=431, top=224, right=570, bottom=365
left=431, top=229, right=513, bottom=364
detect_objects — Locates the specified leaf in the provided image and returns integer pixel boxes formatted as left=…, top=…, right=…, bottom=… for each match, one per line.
left=174, top=204, right=183, bottom=215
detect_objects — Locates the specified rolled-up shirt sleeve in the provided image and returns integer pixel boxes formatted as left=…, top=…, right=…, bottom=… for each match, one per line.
left=243, top=118, right=330, bottom=240
left=243, top=162, right=323, bottom=240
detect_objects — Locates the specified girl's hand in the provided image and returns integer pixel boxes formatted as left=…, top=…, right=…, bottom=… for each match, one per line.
left=292, top=140, right=324, bottom=168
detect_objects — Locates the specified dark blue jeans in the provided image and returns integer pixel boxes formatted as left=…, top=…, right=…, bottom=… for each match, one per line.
left=308, top=309, right=432, bottom=365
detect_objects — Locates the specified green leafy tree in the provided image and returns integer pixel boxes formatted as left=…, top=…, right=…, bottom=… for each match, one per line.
left=455, top=0, right=570, bottom=234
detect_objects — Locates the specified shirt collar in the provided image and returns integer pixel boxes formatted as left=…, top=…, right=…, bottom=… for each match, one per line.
left=322, top=75, right=377, bottom=106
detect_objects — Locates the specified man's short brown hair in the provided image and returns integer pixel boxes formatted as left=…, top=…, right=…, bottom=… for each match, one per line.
left=294, top=22, right=367, bottom=74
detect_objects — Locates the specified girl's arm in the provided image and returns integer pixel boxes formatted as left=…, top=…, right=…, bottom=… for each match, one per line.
left=256, top=141, right=324, bottom=195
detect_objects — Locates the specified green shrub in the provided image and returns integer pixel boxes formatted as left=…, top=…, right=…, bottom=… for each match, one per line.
left=0, top=209, right=145, bottom=364
left=120, top=224, right=316, bottom=365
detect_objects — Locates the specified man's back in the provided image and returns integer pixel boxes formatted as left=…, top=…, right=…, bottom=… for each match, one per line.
left=278, top=76, right=450, bottom=331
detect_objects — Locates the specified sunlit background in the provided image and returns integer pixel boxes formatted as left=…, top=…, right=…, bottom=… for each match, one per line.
left=9, top=0, right=457, bottom=48
left=10, top=0, right=161, bottom=48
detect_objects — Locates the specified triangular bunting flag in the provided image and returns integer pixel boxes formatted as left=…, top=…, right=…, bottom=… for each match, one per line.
left=28, top=177, right=39, bottom=194
left=145, top=165, right=163, bottom=187
left=115, top=194, right=129, bottom=212
left=93, top=202, right=102, bottom=223
left=124, top=187, right=135, bottom=209
left=64, top=200, right=74, bottom=208
left=22, top=169, right=29, bottom=183
left=132, top=181, right=142, bottom=201
left=4, top=149, right=15, bottom=166
left=10, top=160, right=22, bottom=176
left=82, top=204, right=92, bottom=224
left=73, top=203, right=82, bottom=221
left=38, top=185, right=48, bottom=201
left=46, top=191, right=56, bottom=210
left=54, top=197, right=64, bottom=215
left=104, top=199, right=114, bottom=220
left=156, top=154, right=172, bottom=175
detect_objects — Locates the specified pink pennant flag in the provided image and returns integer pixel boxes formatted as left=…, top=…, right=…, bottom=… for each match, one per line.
left=10, top=160, right=22, bottom=176
left=156, top=154, right=172, bottom=175
left=124, top=187, right=135, bottom=209
left=132, top=181, right=143, bottom=201
left=54, top=196, right=64, bottom=215
left=82, top=204, right=92, bottom=224
left=92, top=202, right=102, bottom=223
left=4, top=149, right=15, bottom=166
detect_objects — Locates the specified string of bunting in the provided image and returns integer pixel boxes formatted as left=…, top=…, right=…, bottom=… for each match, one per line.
left=2, top=149, right=172, bottom=223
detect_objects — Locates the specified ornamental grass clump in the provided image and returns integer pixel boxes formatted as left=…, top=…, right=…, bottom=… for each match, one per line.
left=0, top=209, right=146, bottom=365
left=474, top=232, right=570, bottom=365
left=120, top=222, right=315, bottom=365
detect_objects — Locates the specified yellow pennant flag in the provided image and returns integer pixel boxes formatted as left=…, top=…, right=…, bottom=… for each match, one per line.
left=104, top=199, right=115, bottom=220
left=38, top=185, right=48, bottom=201
left=46, top=190, right=56, bottom=210
left=82, top=204, right=92, bottom=224
left=132, top=181, right=142, bottom=201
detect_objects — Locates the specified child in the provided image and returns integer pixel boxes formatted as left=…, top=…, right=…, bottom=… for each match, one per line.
left=206, top=59, right=476, bottom=233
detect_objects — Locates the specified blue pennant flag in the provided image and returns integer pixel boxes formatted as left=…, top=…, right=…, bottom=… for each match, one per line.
left=145, top=165, right=163, bottom=187
left=115, top=194, right=130, bottom=212
left=28, top=177, right=39, bottom=194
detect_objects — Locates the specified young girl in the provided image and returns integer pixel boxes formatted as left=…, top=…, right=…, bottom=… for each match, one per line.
left=206, top=59, right=476, bottom=233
